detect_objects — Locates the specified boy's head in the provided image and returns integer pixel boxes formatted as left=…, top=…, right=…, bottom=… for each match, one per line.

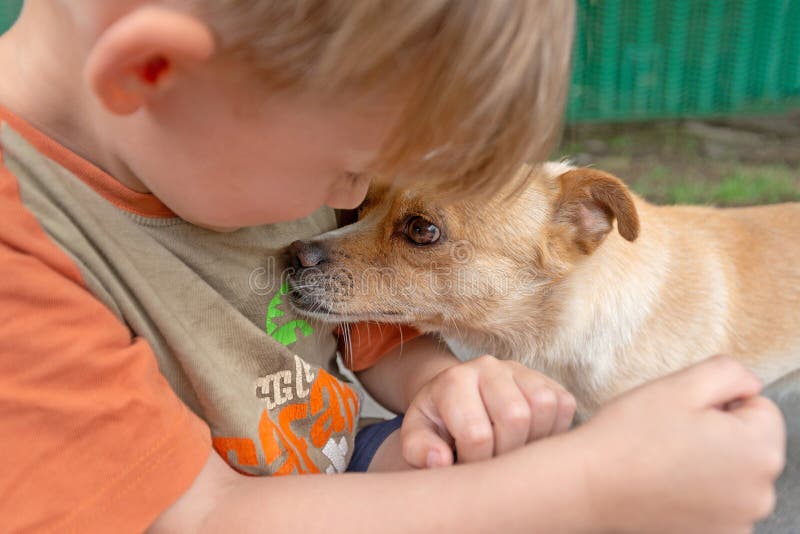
left=5, top=1, right=575, bottom=229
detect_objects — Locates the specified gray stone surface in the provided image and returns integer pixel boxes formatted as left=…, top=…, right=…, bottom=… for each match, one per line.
left=757, top=370, right=800, bottom=533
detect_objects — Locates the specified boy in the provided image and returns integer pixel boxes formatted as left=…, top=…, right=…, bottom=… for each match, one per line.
left=0, top=1, right=785, bottom=533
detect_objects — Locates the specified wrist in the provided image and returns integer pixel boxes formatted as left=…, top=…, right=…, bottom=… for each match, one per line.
left=401, top=348, right=458, bottom=407
left=485, top=433, right=611, bottom=533
left=564, top=424, right=622, bottom=533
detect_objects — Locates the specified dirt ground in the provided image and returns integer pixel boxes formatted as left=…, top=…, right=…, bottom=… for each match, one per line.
left=558, top=111, right=800, bottom=206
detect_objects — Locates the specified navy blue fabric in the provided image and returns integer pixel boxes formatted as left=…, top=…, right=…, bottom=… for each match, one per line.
left=346, top=415, right=404, bottom=472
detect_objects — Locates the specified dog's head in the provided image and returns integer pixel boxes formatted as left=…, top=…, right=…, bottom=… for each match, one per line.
left=287, top=163, right=640, bottom=334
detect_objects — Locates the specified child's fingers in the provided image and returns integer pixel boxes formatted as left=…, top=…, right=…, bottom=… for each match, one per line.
left=551, top=391, right=577, bottom=434
left=513, top=371, right=572, bottom=439
left=478, top=370, right=532, bottom=455
left=400, top=405, right=454, bottom=469
left=727, top=395, right=786, bottom=467
left=433, top=380, right=495, bottom=463
left=673, top=355, right=763, bottom=409
left=529, top=388, right=559, bottom=439
left=723, top=396, right=785, bottom=522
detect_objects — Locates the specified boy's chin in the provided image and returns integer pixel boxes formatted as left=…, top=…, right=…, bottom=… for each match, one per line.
left=180, top=205, right=322, bottom=231
left=183, top=218, right=242, bottom=233
left=196, top=224, right=242, bottom=233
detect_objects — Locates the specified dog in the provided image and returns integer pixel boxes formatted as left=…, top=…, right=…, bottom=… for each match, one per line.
left=287, top=162, right=800, bottom=417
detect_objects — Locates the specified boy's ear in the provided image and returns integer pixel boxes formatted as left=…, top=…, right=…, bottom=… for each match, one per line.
left=552, top=168, right=640, bottom=255
left=84, top=6, right=216, bottom=115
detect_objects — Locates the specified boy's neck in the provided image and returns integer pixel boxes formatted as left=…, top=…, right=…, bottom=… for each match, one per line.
left=0, top=1, right=148, bottom=193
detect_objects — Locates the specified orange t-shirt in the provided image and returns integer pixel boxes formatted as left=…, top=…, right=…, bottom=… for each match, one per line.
left=338, top=323, right=421, bottom=372
left=0, top=114, right=211, bottom=532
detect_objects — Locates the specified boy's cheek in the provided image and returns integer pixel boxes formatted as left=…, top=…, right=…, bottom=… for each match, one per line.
left=153, top=174, right=331, bottom=228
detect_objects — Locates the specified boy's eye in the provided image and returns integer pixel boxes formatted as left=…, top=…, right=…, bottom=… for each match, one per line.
left=405, top=216, right=441, bottom=245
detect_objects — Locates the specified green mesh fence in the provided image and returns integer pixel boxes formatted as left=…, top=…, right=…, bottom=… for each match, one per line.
left=2, top=0, right=799, bottom=122
left=568, top=0, right=800, bottom=122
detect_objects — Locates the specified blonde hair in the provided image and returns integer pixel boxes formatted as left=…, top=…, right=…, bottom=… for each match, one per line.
left=184, top=0, right=575, bottom=198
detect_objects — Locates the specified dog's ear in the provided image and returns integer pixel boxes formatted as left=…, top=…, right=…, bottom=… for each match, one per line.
left=553, top=168, right=640, bottom=254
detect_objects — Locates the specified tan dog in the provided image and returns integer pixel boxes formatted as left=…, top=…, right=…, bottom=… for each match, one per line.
left=287, top=162, right=800, bottom=416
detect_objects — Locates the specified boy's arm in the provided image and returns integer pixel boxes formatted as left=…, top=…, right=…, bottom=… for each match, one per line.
left=151, top=424, right=595, bottom=534
left=151, top=356, right=785, bottom=534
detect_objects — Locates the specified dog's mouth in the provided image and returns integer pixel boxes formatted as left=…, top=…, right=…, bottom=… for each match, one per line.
left=287, top=279, right=407, bottom=324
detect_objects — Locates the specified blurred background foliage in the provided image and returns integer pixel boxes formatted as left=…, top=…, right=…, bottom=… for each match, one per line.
left=1, top=0, right=797, bottom=206
left=562, top=0, right=799, bottom=206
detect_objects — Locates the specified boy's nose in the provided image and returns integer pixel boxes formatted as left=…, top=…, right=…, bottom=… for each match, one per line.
left=289, top=240, right=327, bottom=268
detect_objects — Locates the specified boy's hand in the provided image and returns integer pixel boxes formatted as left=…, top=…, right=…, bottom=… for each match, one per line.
left=580, top=355, right=786, bottom=534
left=401, top=354, right=576, bottom=468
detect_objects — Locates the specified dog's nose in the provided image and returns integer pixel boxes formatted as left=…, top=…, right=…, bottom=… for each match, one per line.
left=289, top=240, right=327, bottom=268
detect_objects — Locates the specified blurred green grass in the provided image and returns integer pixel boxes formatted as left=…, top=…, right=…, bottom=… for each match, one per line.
left=635, top=165, right=800, bottom=206
left=710, top=167, right=799, bottom=205
left=559, top=120, right=800, bottom=207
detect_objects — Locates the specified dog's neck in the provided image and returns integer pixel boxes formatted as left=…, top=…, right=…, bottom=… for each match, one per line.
left=441, top=202, right=674, bottom=414
left=541, top=220, right=670, bottom=409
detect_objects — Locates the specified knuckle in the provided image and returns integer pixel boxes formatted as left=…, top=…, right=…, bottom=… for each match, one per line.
left=711, top=354, right=758, bottom=382
left=474, top=354, right=500, bottom=367
left=498, top=402, right=531, bottom=428
left=754, top=487, right=777, bottom=518
left=765, top=448, right=786, bottom=477
left=458, top=423, right=493, bottom=448
left=438, top=367, right=470, bottom=388
left=399, top=418, right=416, bottom=437
left=755, top=399, right=786, bottom=438
left=712, top=354, right=753, bottom=380
left=764, top=398, right=785, bottom=421
left=399, top=422, right=423, bottom=445
left=534, top=388, right=558, bottom=410
left=400, top=435, right=424, bottom=465
left=505, top=359, right=525, bottom=371
left=559, top=393, right=577, bottom=416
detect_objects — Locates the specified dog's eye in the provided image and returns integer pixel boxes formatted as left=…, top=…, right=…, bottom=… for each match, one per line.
left=406, top=217, right=441, bottom=245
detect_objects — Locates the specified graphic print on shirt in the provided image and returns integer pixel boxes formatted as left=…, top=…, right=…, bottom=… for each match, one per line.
left=213, top=365, right=359, bottom=475
left=266, top=280, right=313, bottom=346
left=212, top=282, right=358, bottom=475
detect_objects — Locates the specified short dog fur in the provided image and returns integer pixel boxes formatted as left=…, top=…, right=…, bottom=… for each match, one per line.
left=288, top=163, right=800, bottom=416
